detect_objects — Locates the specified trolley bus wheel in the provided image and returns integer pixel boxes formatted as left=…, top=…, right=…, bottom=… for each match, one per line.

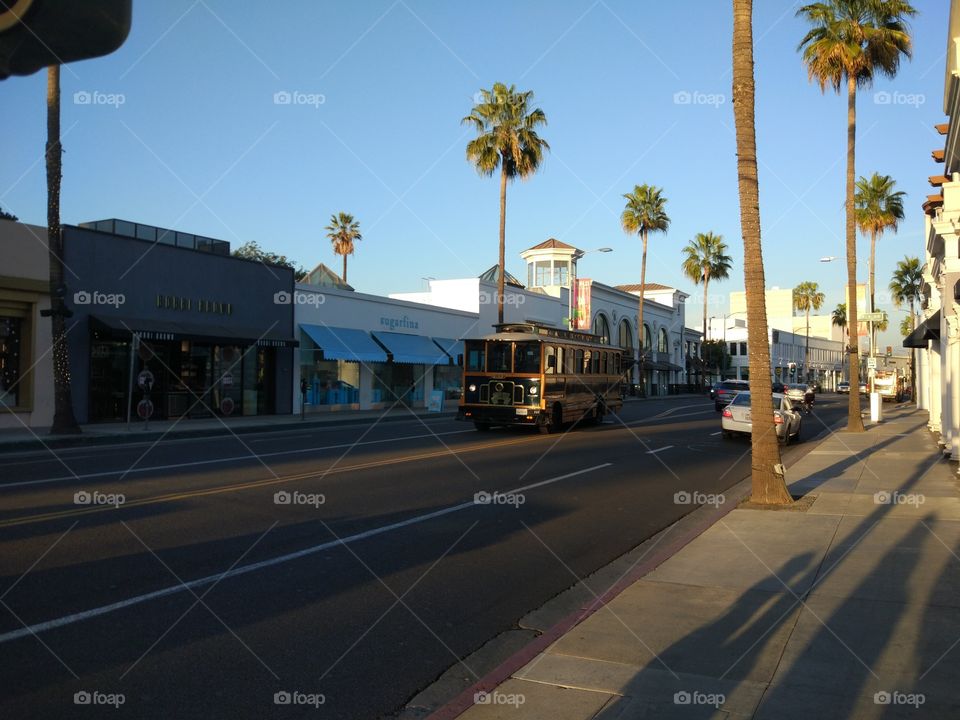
left=547, top=403, right=563, bottom=434
left=473, top=421, right=491, bottom=431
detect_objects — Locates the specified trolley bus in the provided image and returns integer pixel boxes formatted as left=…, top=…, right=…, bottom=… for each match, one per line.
left=458, top=323, right=625, bottom=432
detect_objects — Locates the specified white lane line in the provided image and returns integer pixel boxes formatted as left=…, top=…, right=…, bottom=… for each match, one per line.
left=0, top=430, right=475, bottom=489
left=645, top=446, right=674, bottom=454
left=0, top=463, right=612, bottom=645
left=710, top=431, right=722, bottom=436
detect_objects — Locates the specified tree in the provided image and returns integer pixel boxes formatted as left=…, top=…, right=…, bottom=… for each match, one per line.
left=832, top=303, right=847, bottom=334
left=463, top=83, right=549, bottom=325
left=855, top=172, right=905, bottom=366
left=899, top=315, right=912, bottom=337
left=797, top=0, right=916, bottom=431
left=324, top=212, right=362, bottom=284
left=45, top=65, right=80, bottom=434
left=0, top=206, right=17, bottom=221
left=232, top=240, right=307, bottom=279
left=621, top=185, right=670, bottom=396
left=733, top=0, right=791, bottom=504
left=681, top=232, right=733, bottom=344
left=890, top=255, right=922, bottom=394
left=793, top=281, right=825, bottom=379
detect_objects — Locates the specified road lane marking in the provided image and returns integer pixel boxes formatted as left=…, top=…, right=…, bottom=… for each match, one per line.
left=0, top=463, right=612, bottom=645
left=0, top=434, right=571, bottom=528
left=645, top=446, right=674, bottom=454
left=710, top=431, right=722, bottom=436
left=0, top=430, right=476, bottom=489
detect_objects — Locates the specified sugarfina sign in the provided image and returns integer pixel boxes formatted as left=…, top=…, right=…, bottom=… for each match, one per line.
left=380, top=315, right=419, bottom=331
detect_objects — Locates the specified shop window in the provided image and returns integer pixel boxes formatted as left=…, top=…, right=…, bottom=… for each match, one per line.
left=658, top=328, right=668, bottom=353
left=0, top=317, right=23, bottom=407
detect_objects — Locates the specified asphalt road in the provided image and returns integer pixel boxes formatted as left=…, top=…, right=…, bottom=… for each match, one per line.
left=0, top=394, right=853, bottom=719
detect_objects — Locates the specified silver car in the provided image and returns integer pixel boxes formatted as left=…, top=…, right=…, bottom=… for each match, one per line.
left=721, top=391, right=802, bottom=444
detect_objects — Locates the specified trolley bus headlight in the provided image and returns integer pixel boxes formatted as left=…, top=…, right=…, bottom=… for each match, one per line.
left=529, top=385, right=538, bottom=395
left=468, top=384, right=477, bottom=392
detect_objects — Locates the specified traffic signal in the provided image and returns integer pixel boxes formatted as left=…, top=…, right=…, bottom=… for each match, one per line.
left=0, top=0, right=131, bottom=80
left=886, top=346, right=892, bottom=357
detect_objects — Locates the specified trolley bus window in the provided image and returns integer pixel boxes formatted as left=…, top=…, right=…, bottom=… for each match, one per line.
left=514, top=342, right=541, bottom=373
left=488, top=342, right=512, bottom=373
left=545, top=346, right=557, bottom=374
left=465, top=341, right=486, bottom=371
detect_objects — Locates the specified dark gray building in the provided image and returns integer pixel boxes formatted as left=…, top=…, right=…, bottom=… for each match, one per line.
left=63, top=220, right=296, bottom=423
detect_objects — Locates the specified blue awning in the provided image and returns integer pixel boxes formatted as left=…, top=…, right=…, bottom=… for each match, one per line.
left=300, top=324, right=387, bottom=363
left=372, top=331, right=449, bottom=364
left=432, top=337, right=463, bottom=362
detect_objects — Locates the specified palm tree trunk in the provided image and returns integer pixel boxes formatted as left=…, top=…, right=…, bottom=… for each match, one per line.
left=909, top=299, right=916, bottom=401
left=342, top=253, right=348, bottom=284
left=805, top=307, right=810, bottom=380
left=46, top=65, right=80, bottom=435
left=702, top=271, right=710, bottom=345
left=497, top=162, right=507, bottom=326
left=638, top=230, right=647, bottom=397
left=732, top=0, right=790, bottom=504
left=868, top=228, right=876, bottom=393
left=845, top=75, right=864, bottom=431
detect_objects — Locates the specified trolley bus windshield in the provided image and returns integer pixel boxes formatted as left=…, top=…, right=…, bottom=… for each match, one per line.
left=465, top=340, right=541, bottom=373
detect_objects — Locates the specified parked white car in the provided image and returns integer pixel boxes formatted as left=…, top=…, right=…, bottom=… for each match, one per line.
left=721, top=391, right=802, bottom=444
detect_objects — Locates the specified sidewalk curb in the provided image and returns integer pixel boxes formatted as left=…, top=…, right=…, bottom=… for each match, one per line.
left=423, top=477, right=753, bottom=720
left=0, top=411, right=459, bottom=453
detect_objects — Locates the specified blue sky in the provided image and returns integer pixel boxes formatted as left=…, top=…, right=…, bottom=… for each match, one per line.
left=0, top=0, right=948, bottom=347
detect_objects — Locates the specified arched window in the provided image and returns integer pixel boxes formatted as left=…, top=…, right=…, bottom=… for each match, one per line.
left=658, top=328, right=668, bottom=353
left=684, top=341, right=690, bottom=356
left=618, top=320, right=632, bottom=350
left=593, top=313, right=611, bottom=344
left=643, top=324, right=652, bottom=351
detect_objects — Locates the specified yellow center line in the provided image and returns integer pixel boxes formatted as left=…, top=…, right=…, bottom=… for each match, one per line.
left=0, top=434, right=548, bottom=529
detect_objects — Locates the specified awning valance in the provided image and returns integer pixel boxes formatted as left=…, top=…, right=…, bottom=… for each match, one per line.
left=903, top=311, right=940, bottom=349
left=91, top=315, right=297, bottom=347
left=372, top=331, right=449, bottom=365
left=301, top=324, right=387, bottom=362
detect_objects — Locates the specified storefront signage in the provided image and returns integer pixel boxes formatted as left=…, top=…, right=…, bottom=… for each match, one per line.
left=379, top=315, right=419, bottom=331
left=156, top=294, right=233, bottom=315
left=428, top=390, right=444, bottom=413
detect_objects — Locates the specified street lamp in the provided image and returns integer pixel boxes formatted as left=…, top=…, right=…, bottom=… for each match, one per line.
left=569, top=247, right=613, bottom=330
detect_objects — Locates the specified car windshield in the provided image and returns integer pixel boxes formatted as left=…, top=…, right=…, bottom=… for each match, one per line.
left=731, top=393, right=751, bottom=406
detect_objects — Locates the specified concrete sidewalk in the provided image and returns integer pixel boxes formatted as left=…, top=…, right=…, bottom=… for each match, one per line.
left=0, top=392, right=705, bottom=453
left=446, top=405, right=960, bottom=719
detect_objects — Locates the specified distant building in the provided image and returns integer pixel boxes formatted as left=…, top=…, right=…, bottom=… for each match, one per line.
left=726, top=287, right=846, bottom=344
left=300, top=262, right=354, bottom=291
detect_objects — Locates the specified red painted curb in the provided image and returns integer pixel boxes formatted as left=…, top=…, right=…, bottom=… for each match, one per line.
left=424, top=488, right=748, bottom=720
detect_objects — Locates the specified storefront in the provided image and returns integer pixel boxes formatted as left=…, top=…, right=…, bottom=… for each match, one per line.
left=63, top=222, right=296, bottom=423
left=294, top=285, right=477, bottom=413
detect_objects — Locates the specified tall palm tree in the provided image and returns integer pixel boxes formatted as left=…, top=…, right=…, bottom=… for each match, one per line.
left=324, top=212, right=361, bottom=284
left=681, top=232, right=733, bottom=343
left=463, top=83, right=549, bottom=325
left=793, top=281, right=825, bottom=380
left=890, top=255, right=923, bottom=395
left=46, top=66, right=80, bottom=434
left=797, top=0, right=915, bottom=431
left=621, top=185, right=670, bottom=396
left=733, top=0, right=790, bottom=505
left=855, top=172, right=905, bottom=366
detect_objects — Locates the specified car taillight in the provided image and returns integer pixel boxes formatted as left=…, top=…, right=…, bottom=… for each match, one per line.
left=774, top=412, right=783, bottom=424
left=722, top=408, right=733, bottom=418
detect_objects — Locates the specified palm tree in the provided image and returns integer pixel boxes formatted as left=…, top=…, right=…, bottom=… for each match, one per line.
left=797, top=0, right=915, bottom=431
left=45, top=65, right=80, bottom=434
left=324, top=212, right=361, bottom=284
left=793, top=281, right=825, bottom=379
left=733, top=0, right=790, bottom=504
left=621, top=185, right=670, bottom=396
left=890, top=255, right=923, bottom=395
left=832, top=303, right=847, bottom=335
left=855, top=172, right=905, bottom=365
left=463, top=83, right=549, bottom=325
left=681, top=232, right=733, bottom=343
